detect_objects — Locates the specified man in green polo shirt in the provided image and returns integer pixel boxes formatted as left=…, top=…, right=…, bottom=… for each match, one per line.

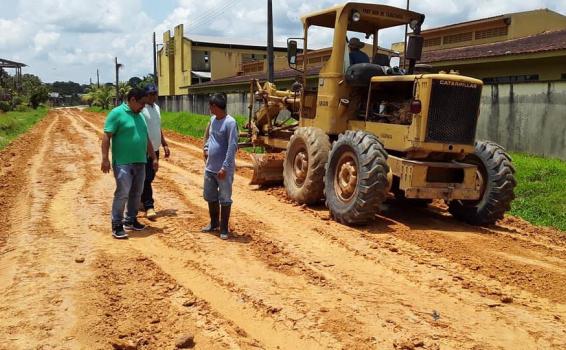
left=101, top=88, right=158, bottom=239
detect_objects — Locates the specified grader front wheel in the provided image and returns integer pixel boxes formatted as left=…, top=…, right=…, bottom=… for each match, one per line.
left=283, top=127, right=330, bottom=204
left=325, top=131, right=389, bottom=225
left=448, top=141, right=516, bottom=225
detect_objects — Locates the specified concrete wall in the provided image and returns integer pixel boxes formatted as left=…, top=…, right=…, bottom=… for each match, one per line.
left=477, top=81, right=566, bottom=160
left=159, top=92, right=251, bottom=117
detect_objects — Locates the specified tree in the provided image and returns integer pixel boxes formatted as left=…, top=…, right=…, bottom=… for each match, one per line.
left=117, top=81, right=131, bottom=103
left=128, top=77, right=142, bottom=88
left=49, top=81, right=85, bottom=95
left=84, top=85, right=115, bottom=110
left=29, top=85, right=49, bottom=109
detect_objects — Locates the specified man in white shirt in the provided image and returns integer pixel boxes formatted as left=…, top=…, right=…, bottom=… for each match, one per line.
left=141, top=84, right=170, bottom=220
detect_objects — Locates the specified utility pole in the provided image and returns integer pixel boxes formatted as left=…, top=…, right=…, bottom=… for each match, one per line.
left=153, top=32, right=158, bottom=87
left=115, top=57, right=123, bottom=106
left=403, top=0, right=410, bottom=69
left=267, top=0, right=274, bottom=83
left=97, top=69, right=100, bottom=88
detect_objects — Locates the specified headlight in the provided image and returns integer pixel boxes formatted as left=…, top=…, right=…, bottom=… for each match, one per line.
left=351, top=10, right=361, bottom=22
left=409, top=19, right=420, bottom=30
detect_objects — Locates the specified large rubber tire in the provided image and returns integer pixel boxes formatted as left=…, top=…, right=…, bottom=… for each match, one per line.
left=283, top=127, right=331, bottom=204
left=324, top=130, right=389, bottom=225
left=449, top=141, right=516, bottom=225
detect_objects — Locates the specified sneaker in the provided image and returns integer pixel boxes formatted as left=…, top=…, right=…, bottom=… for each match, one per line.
left=124, top=219, right=146, bottom=231
left=220, top=232, right=229, bottom=240
left=112, top=224, right=128, bottom=239
left=146, top=208, right=157, bottom=220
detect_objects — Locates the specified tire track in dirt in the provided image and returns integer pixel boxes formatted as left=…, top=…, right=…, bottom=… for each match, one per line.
left=51, top=109, right=260, bottom=349
left=0, top=111, right=88, bottom=349
left=160, top=154, right=566, bottom=349
left=69, top=109, right=338, bottom=348
left=73, top=110, right=361, bottom=348
left=75, top=110, right=566, bottom=350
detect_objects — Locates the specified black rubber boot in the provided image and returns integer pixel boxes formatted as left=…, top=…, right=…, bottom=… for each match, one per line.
left=219, top=205, right=231, bottom=239
left=201, top=201, right=220, bottom=232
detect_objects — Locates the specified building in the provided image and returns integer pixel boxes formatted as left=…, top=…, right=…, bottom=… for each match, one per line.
left=392, top=9, right=566, bottom=82
left=157, top=24, right=288, bottom=97
left=0, top=58, right=26, bottom=95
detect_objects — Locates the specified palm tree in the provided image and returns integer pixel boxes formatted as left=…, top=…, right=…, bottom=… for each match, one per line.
left=117, top=81, right=131, bottom=103
left=83, top=85, right=115, bottom=110
left=94, top=85, right=115, bottom=110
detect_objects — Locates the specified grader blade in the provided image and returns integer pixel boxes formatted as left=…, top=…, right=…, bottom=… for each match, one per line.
left=249, top=153, right=285, bottom=186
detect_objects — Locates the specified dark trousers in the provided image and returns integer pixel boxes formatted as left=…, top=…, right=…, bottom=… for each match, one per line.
left=141, top=150, right=159, bottom=210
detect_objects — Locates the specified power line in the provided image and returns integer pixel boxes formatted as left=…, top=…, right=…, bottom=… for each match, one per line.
left=185, top=0, right=241, bottom=33
left=187, top=0, right=240, bottom=28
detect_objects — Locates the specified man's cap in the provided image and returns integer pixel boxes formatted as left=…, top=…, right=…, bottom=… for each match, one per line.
left=145, top=84, right=158, bottom=94
left=348, top=37, right=365, bottom=49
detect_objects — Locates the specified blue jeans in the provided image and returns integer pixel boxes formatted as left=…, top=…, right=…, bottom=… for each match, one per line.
left=111, top=163, right=146, bottom=225
left=141, top=151, right=159, bottom=210
left=203, top=170, right=234, bottom=205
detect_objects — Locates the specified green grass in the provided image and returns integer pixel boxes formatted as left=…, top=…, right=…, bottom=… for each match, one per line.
left=161, top=111, right=247, bottom=138
left=0, top=107, right=49, bottom=150
left=510, top=153, right=566, bottom=231
left=85, top=106, right=111, bottom=113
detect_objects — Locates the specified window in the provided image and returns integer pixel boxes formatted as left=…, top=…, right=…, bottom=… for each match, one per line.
left=475, top=27, right=508, bottom=40
left=424, top=37, right=441, bottom=47
left=443, top=32, right=473, bottom=45
left=483, top=75, right=539, bottom=84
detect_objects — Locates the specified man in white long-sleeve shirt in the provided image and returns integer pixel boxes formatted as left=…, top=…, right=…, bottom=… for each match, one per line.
left=141, top=84, right=170, bottom=220
left=201, top=93, right=238, bottom=240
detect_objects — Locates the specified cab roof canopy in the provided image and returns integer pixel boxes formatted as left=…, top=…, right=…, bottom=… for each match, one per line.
left=301, top=2, right=425, bottom=35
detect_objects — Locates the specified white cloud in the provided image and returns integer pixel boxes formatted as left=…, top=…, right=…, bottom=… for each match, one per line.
left=33, top=31, right=61, bottom=52
left=0, top=18, right=32, bottom=50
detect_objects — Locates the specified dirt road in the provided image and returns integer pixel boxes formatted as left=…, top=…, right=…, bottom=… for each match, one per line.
left=0, top=108, right=565, bottom=350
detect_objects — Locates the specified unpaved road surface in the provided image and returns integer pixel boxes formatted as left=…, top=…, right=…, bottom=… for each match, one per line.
left=1, top=108, right=565, bottom=350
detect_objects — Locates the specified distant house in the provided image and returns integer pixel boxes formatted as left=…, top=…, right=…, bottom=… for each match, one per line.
left=48, top=92, right=62, bottom=106
left=0, top=58, right=26, bottom=95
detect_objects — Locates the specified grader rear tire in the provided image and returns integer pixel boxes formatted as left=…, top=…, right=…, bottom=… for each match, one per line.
left=325, top=130, right=389, bottom=225
left=283, top=127, right=331, bottom=204
left=449, top=141, right=516, bottom=225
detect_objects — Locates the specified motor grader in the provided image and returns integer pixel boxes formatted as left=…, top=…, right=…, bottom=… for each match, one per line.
left=243, top=2, right=516, bottom=226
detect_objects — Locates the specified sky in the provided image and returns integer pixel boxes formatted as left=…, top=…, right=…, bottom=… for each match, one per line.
left=1, top=0, right=565, bottom=84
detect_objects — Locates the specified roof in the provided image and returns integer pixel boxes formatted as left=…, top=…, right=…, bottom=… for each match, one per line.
left=420, top=29, right=566, bottom=63
left=186, top=66, right=322, bottom=91
left=420, top=9, right=561, bottom=35
left=186, top=34, right=287, bottom=50
left=302, top=2, right=424, bottom=33
left=0, top=58, right=27, bottom=68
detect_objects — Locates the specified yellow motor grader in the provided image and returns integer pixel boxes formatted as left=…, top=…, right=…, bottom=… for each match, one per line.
left=244, top=2, right=516, bottom=225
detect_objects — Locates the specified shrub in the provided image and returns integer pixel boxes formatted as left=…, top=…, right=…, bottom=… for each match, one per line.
left=14, top=104, right=31, bottom=112
left=0, top=101, right=11, bottom=112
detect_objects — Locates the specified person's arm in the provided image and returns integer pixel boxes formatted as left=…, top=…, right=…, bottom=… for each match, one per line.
left=147, top=137, right=159, bottom=172
left=101, top=111, right=117, bottom=173
left=218, top=120, right=238, bottom=179
left=160, top=130, right=170, bottom=158
left=203, top=121, right=211, bottom=162
left=101, top=132, right=112, bottom=173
